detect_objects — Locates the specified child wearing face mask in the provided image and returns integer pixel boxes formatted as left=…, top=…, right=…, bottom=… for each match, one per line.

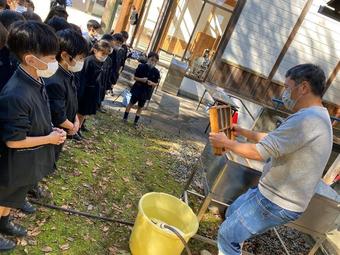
left=123, top=52, right=160, bottom=126
left=0, top=21, right=66, bottom=252
left=45, top=28, right=88, bottom=156
left=83, top=19, right=102, bottom=50
left=77, top=40, right=111, bottom=135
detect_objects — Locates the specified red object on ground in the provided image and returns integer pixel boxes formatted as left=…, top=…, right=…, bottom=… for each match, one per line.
left=232, top=111, right=238, bottom=124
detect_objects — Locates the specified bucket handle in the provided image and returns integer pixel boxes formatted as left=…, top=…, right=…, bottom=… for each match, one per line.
left=162, top=224, right=192, bottom=255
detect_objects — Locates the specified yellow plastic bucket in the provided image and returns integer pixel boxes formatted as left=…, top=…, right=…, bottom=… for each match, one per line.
left=129, top=192, right=199, bottom=255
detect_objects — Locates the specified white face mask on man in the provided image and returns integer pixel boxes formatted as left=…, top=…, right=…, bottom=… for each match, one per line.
left=31, top=56, right=59, bottom=78
left=282, top=84, right=302, bottom=111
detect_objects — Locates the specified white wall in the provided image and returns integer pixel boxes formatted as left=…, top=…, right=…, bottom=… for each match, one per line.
left=323, top=72, right=340, bottom=105
left=222, top=0, right=306, bottom=76
left=274, top=0, right=340, bottom=105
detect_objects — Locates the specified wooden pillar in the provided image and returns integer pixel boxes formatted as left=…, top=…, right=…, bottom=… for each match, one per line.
left=114, top=0, right=144, bottom=33
left=101, top=0, right=119, bottom=33
left=156, top=0, right=179, bottom=52
left=263, top=0, right=313, bottom=97
left=323, top=61, right=340, bottom=96
left=115, top=0, right=133, bottom=33
left=206, top=0, right=246, bottom=81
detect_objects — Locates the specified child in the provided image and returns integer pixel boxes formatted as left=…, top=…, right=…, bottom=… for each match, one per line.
left=119, top=31, right=129, bottom=72
left=0, top=9, right=25, bottom=30
left=99, top=34, right=115, bottom=112
left=77, top=40, right=111, bottom=134
left=83, top=19, right=101, bottom=50
left=123, top=52, right=160, bottom=126
left=0, top=21, right=66, bottom=251
left=0, top=11, right=24, bottom=91
left=45, top=28, right=88, bottom=154
left=108, top=33, right=124, bottom=94
left=47, top=16, right=71, bottom=32
left=44, top=5, right=68, bottom=23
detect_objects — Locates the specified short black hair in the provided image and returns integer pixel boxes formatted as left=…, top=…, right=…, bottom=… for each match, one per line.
left=0, top=0, right=6, bottom=8
left=44, top=6, right=68, bottom=23
left=22, top=11, right=42, bottom=22
left=285, top=64, right=326, bottom=96
left=26, top=0, right=35, bottom=10
left=148, top=51, right=159, bottom=60
left=7, top=21, right=59, bottom=62
left=56, top=29, right=88, bottom=61
left=121, top=31, right=129, bottom=40
left=112, top=33, right=124, bottom=43
left=0, top=10, right=26, bottom=30
left=68, top=23, right=81, bottom=35
left=87, top=19, right=101, bottom=30
left=0, top=22, right=7, bottom=49
left=92, top=40, right=111, bottom=55
left=47, top=16, right=71, bottom=32
left=101, top=34, right=113, bottom=42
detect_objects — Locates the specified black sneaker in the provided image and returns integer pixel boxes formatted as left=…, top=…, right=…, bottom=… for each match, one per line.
left=0, top=235, right=15, bottom=251
left=19, top=199, right=36, bottom=214
left=0, top=217, right=27, bottom=237
left=72, top=133, right=82, bottom=141
left=81, top=125, right=89, bottom=132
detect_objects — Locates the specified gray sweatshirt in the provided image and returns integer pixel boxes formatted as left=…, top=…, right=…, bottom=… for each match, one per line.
left=256, top=106, right=333, bottom=212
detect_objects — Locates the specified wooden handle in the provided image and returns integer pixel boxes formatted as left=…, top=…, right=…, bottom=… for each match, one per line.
left=209, top=106, right=223, bottom=156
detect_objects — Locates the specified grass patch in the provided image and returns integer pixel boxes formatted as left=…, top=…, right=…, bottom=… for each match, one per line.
left=6, top=111, right=218, bottom=255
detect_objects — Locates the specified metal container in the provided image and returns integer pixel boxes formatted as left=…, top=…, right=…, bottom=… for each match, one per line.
left=161, top=58, right=188, bottom=96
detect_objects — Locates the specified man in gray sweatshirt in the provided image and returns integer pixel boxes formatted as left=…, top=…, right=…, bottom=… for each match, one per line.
left=209, top=64, right=333, bottom=255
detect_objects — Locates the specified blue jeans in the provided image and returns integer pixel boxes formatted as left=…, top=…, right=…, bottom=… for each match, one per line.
left=218, top=188, right=302, bottom=255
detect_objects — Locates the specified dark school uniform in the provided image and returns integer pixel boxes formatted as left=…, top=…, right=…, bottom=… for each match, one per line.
left=78, top=55, right=108, bottom=115
left=0, top=67, right=55, bottom=208
left=100, top=57, right=112, bottom=104
left=0, top=47, right=20, bottom=92
left=108, top=48, right=121, bottom=86
left=130, top=63, right=160, bottom=107
left=45, top=65, right=78, bottom=161
left=118, top=45, right=129, bottom=71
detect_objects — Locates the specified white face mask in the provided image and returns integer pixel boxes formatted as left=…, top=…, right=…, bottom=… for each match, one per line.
left=32, top=56, right=58, bottom=78
left=282, top=87, right=297, bottom=111
left=97, top=56, right=107, bottom=62
left=68, top=60, right=84, bottom=73
left=16, top=5, right=27, bottom=13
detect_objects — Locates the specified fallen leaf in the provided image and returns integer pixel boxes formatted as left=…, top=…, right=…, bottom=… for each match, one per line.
left=41, top=246, right=53, bottom=252
left=18, top=239, right=28, bottom=246
left=28, top=239, right=37, bottom=246
left=67, top=237, right=75, bottom=242
left=146, top=160, right=153, bottom=166
left=102, top=226, right=109, bottom=232
left=59, top=243, right=70, bottom=251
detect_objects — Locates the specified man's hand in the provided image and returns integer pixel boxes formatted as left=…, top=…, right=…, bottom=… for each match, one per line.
left=209, top=132, right=230, bottom=149
left=231, top=124, right=242, bottom=137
